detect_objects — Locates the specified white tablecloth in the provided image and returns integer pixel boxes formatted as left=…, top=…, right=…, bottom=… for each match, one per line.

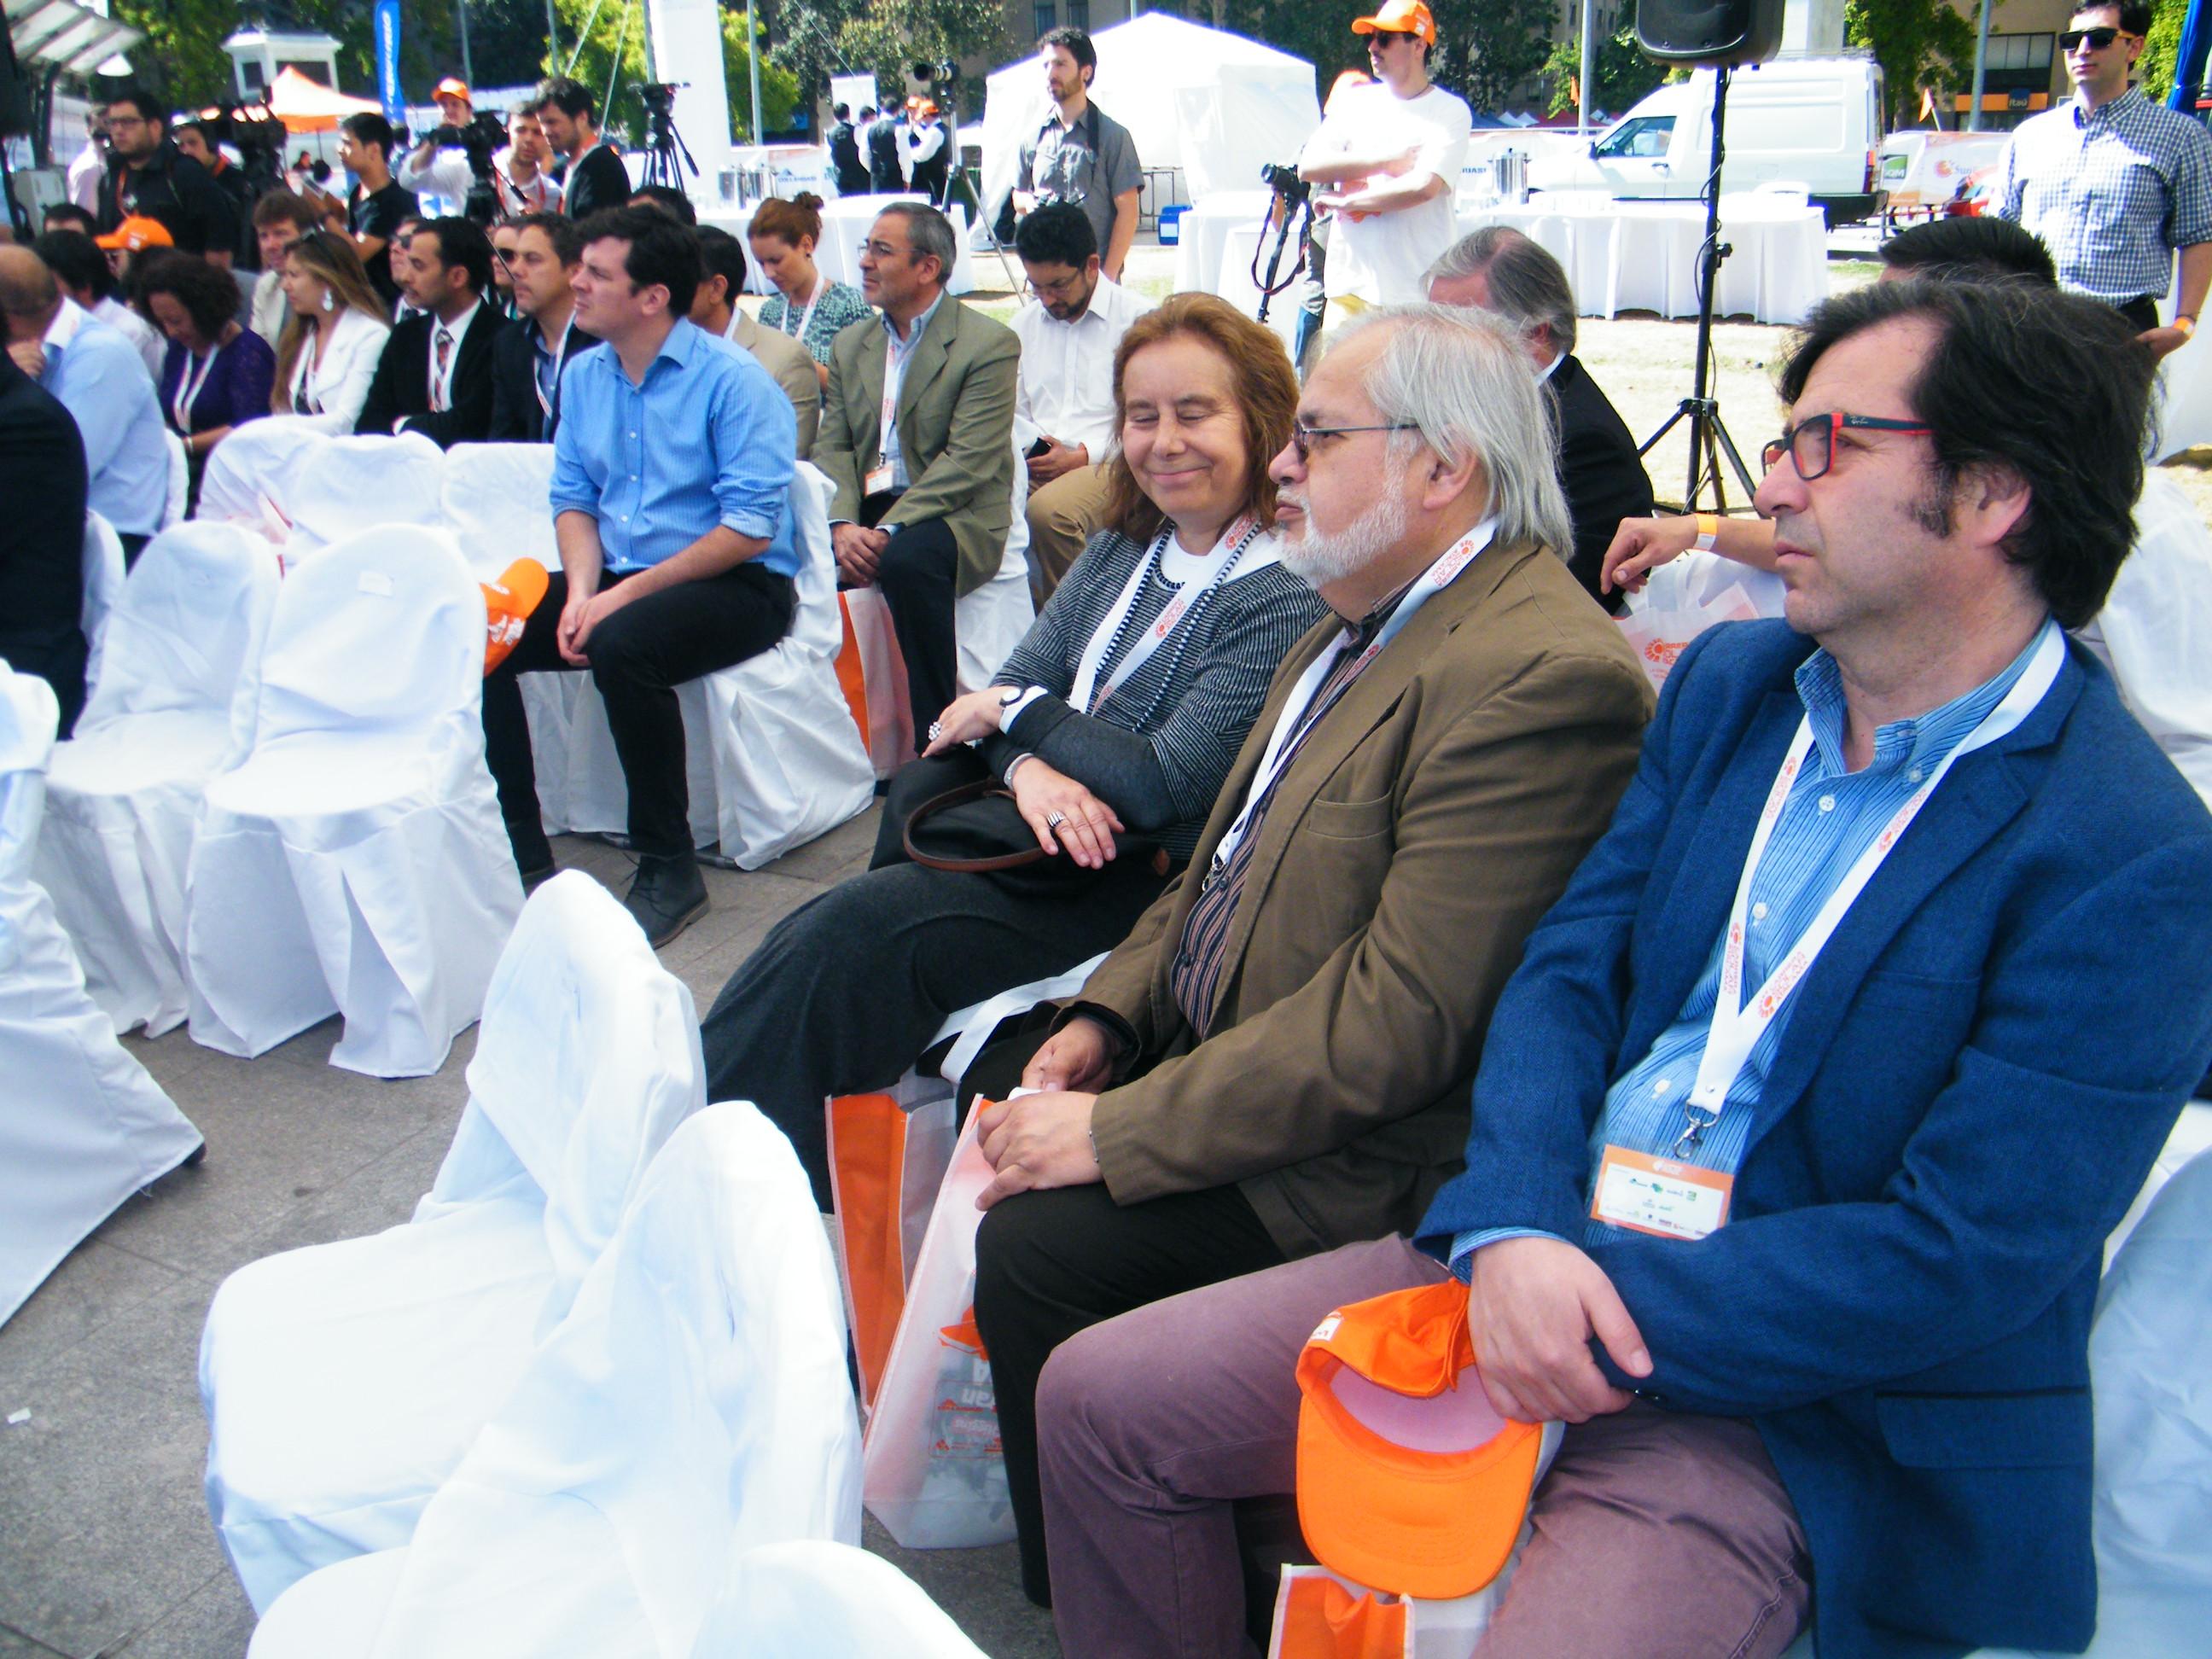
left=1464, top=195, right=1827, bottom=326
left=1173, top=189, right=1827, bottom=328
left=697, top=196, right=977, bottom=299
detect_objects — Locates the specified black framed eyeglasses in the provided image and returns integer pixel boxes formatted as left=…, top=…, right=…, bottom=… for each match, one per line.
left=1289, top=418, right=1422, bottom=462
left=1760, top=412, right=1934, bottom=481
left=2059, top=26, right=2124, bottom=50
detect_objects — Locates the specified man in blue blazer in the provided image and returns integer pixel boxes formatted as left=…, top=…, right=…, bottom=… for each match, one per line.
left=1023, top=279, right=2212, bottom=1659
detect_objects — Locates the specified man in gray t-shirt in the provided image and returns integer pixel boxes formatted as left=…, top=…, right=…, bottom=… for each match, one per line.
left=1014, top=26, right=1142, bottom=280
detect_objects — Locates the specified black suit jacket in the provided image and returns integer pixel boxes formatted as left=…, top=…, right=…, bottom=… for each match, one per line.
left=1550, top=354, right=1655, bottom=614
left=355, top=305, right=503, bottom=448
left=0, top=353, right=91, bottom=736
left=562, top=143, right=632, bottom=224
left=487, top=319, right=602, bottom=443
left=829, top=121, right=868, bottom=195
left=867, top=119, right=903, bottom=191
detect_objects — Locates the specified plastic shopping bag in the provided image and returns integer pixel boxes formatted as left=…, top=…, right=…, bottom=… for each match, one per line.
left=827, top=1076, right=957, bottom=1410
left=1616, top=548, right=1789, bottom=691
left=860, top=1101, right=1016, bottom=1548
left=1267, top=1564, right=1512, bottom=1659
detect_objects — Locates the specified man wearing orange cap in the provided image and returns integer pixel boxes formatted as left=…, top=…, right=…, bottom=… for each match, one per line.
left=1032, top=281, right=2212, bottom=1659
left=1297, top=2, right=1471, bottom=326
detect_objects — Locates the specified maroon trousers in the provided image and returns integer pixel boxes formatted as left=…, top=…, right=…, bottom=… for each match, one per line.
left=1036, top=1235, right=1812, bottom=1659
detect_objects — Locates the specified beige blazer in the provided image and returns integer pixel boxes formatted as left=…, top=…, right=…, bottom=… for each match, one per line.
left=1077, top=536, right=1656, bottom=1257
left=813, top=294, right=1018, bottom=597
left=726, top=308, right=820, bottom=459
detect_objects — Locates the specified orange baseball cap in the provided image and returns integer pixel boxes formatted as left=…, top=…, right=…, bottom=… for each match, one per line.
left=1294, top=1280, right=1552, bottom=1600
left=96, top=215, right=173, bottom=253
left=433, top=77, right=473, bottom=105
left=1352, top=0, right=1437, bottom=45
left=481, top=558, right=549, bottom=672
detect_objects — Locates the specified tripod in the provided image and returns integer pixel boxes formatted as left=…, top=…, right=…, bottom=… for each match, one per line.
left=1637, top=63, right=1759, bottom=513
left=639, top=99, right=697, bottom=193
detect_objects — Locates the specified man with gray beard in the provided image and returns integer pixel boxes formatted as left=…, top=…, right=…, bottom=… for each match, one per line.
left=963, top=303, right=1656, bottom=1606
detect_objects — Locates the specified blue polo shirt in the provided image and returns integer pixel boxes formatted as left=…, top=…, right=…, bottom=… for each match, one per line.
left=549, top=317, right=798, bottom=577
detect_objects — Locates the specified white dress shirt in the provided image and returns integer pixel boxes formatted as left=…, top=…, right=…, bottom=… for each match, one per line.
left=1010, top=275, right=1150, bottom=459
left=93, top=295, right=165, bottom=384
left=418, top=298, right=485, bottom=422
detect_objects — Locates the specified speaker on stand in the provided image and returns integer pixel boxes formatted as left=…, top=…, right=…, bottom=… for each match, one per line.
left=1631, top=0, right=1784, bottom=513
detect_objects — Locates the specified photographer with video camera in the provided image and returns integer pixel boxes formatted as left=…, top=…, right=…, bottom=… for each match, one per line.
left=172, top=121, right=254, bottom=269
left=399, top=80, right=563, bottom=224
left=531, top=77, right=631, bottom=224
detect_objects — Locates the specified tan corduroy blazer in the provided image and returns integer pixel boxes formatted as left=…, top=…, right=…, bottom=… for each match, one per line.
left=812, top=294, right=1018, bottom=597
left=1075, top=534, right=1656, bottom=1258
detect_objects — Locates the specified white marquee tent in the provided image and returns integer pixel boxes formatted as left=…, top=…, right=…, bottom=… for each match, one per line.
left=978, top=13, right=1320, bottom=225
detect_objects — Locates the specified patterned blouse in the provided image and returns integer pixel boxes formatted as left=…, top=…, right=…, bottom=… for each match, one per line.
left=759, top=278, right=874, bottom=366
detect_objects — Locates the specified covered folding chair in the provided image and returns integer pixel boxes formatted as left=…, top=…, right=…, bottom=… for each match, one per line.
left=201, top=871, right=708, bottom=1612
left=193, top=415, right=330, bottom=542
left=182, top=524, right=519, bottom=1076
left=242, top=1101, right=859, bottom=1656
left=692, top=1540, right=988, bottom=1657
left=285, top=432, right=448, bottom=559
left=36, top=522, right=282, bottom=1036
left=437, top=442, right=560, bottom=579
left=0, top=664, right=203, bottom=1329
left=79, top=510, right=125, bottom=701
left=162, top=429, right=190, bottom=529
left=530, top=462, right=875, bottom=868
left=953, top=417, right=1039, bottom=695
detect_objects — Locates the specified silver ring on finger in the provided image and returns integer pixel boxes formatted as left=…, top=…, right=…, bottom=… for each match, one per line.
left=927, top=720, right=943, bottom=742
left=1046, top=810, right=1067, bottom=830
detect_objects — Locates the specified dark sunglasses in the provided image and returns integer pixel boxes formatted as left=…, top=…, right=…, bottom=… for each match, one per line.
left=2060, top=26, right=2125, bottom=50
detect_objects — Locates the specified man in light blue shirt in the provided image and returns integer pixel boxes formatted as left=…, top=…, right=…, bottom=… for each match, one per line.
left=480, top=207, right=799, bottom=946
left=0, top=245, right=167, bottom=562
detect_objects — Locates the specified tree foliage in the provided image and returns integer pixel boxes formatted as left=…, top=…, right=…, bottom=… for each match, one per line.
left=1544, top=21, right=1673, bottom=121
left=2137, top=0, right=2193, bottom=104
left=766, top=0, right=1007, bottom=127
left=1431, top=0, right=1559, bottom=112
left=552, top=0, right=800, bottom=145
left=1844, top=0, right=1977, bottom=129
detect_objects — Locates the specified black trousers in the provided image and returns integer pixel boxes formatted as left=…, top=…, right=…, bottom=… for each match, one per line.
left=696, top=810, right=1169, bottom=1209
left=480, top=562, right=795, bottom=863
left=2116, top=294, right=2163, bottom=332
left=864, top=512, right=960, bottom=746
left=973, top=1179, right=1289, bottom=1607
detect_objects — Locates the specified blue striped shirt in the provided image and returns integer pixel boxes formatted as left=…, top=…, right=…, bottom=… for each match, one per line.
left=1452, top=620, right=2056, bottom=1268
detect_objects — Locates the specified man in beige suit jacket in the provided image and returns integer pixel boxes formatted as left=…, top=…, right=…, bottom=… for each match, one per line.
left=813, top=202, right=1017, bottom=731
left=689, top=225, right=819, bottom=457
left=961, top=306, right=1656, bottom=1604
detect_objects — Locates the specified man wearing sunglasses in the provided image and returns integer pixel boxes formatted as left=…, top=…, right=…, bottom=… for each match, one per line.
left=1993, top=2, right=2211, bottom=357
left=1033, top=279, right=2212, bottom=1659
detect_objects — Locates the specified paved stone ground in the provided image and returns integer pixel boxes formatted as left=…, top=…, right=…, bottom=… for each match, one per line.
left=0, top=815, right=1060, bottom=1659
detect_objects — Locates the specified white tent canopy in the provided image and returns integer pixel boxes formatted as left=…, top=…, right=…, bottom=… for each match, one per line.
left=979, top=13, right=1319, bottom=223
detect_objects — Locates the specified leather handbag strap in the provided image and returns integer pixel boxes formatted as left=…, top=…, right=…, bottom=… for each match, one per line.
left=901, top=777, right=1048, bottom=872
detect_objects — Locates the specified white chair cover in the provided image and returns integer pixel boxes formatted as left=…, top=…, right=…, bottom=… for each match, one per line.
left=193, top=416, right=331, bottom=541
left=527, top=463, right=875, bottom=869
left=243, top=1101, right=860, bottom=1657
left=437, top=443, right=560, bottom=579
left=79, top=509, right=125, bottom=701
left=162, top=428, right=189, bottom=529
left=201, top=871, right=708, bottom=1612
left=952, top=419, right=1039, bottom=695
left=183, top=524, right=519, bottom=1076
left=35, top=523, right=282, bottom=1035
left=690, top=1540, right=987, bottom=1657
left=0, top=664, right=203, bottom=1329
left=285, top=432, right=448, bottom=557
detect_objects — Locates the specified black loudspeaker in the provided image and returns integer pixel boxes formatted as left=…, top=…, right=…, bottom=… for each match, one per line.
left=0, top=26, right=35, bottom=140
left=1635, top=0, right=1784, bottom=64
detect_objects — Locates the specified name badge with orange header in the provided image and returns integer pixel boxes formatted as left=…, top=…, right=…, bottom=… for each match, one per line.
left=864, top=462, right=895, bottom=496
left=1591, top=1146, right=1734, bottom=1242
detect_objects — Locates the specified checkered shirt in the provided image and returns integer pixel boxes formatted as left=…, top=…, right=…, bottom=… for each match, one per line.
left=1995, top=89, right=2212, bottom=304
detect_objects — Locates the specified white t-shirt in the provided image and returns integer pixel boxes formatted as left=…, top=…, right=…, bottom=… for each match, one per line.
left=1303, top=81, right=1473, bottom=306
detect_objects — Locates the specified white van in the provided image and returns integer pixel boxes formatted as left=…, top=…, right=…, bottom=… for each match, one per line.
left=1527, top=56, right=1888, bottom=224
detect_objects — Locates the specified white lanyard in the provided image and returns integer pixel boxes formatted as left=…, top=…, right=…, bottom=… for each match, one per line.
left=1211, top=519, right=1494, bottom=870
left=533, top=317, right=575, bottom=420
left=794, top=274, right=824, bottom=342
left=1678, top=621, right=2066, bottom=1150
left=1070, top=516, right=1266, bottom=716
left=172, top=344, right=219, bottom=434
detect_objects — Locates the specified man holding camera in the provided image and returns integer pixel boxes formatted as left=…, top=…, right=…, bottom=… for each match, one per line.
left=1297, top=1, right=1471, bottom=325
left=171, top=121, right=253, bottom=269
left=399, top=81, right=564, bottom=220
left=532, top=78, right=631, bottom=224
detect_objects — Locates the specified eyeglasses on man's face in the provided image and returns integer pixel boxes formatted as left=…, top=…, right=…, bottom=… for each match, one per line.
left=1288, top=418, right=1421, bottom=463
left=1761, top=412, right=1934, bottom=481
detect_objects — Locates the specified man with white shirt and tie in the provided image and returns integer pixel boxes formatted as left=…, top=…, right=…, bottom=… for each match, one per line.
left=355, top=217, right=501, bottom=446
left=1010, top=202, right=1148, bottom=603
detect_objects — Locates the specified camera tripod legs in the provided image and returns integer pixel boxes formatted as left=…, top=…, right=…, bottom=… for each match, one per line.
left=1639, top=395, right=1759, bottom=514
